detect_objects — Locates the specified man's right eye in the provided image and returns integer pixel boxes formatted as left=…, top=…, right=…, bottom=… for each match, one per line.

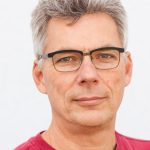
left=56, top=56, right=77, bottom=64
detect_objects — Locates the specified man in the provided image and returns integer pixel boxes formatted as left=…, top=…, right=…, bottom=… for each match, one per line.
left=15, top=0, right=150, bottom=149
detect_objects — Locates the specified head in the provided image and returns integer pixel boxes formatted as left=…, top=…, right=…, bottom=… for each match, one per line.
left=32, top=0, right=132, bottom=129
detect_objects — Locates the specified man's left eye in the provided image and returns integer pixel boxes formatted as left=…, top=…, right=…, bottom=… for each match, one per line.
left=98, top=54, right=113, bottom=59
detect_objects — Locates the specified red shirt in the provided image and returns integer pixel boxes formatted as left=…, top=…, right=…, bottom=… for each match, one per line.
left=15, top=131, right=150, bottom=150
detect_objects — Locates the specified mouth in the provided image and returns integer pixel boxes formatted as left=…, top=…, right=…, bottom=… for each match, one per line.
left=73, top=96, right=107, bottom=106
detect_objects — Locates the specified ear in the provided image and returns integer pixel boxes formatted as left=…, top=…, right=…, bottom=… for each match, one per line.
left=124, top=51, right=133, bottom=87
left=32, top=60, right=47, bottom=94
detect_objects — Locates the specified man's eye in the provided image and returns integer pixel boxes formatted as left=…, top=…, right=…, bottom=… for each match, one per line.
left=57, top=56, right=74, bottom=63
left=98, top=54, right=114, bottom=59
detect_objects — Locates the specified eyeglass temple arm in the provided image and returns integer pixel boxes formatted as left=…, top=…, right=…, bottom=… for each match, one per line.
left=37, top=54, right=49, bottom=60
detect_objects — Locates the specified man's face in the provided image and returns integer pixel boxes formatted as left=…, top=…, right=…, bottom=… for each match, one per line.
left=33, top=13, right=132, bottom=128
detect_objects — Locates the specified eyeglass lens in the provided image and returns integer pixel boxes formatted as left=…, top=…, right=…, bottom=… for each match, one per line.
left=52, top=49, right=120, bottom=72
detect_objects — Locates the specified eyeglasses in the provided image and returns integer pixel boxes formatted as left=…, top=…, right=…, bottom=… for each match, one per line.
left=38, top=47, right=124, bottom=72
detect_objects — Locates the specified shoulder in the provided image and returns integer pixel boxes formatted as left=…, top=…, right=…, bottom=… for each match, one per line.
left=14, top=134, right=40, bottom=150
left=116, top=131, right=150, bottom=150
left=14, top=131, right=55, bottom=150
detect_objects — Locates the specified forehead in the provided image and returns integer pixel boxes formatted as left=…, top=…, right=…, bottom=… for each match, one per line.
left=45, top=13, right=122, bottom=52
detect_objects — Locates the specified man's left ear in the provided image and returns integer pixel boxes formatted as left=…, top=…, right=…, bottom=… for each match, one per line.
left=124, top=51, right=133, bottom=87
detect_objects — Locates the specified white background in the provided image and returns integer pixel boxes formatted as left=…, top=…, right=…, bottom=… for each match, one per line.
left=0, top=0, right=150, bottom=149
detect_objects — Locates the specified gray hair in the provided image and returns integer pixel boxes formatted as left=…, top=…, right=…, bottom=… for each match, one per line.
left=31, top=0, right=127, bottom=58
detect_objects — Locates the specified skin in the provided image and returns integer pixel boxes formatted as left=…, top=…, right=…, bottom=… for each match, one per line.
left=33, top=13, right=132, bottom=150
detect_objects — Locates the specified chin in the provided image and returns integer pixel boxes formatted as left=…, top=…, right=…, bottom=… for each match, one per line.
left=70, top=109, right=114, bottom=128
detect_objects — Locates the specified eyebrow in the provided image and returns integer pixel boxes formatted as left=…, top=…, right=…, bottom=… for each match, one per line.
left=55, top=44, right=118, bottom=52
left=39, top=46, right=124, bottom=60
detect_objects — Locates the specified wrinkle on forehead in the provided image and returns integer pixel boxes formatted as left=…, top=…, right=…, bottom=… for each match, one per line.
left=45, top=13, right=122, bottom=53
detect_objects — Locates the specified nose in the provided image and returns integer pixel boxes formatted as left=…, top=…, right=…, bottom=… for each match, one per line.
left=76, top=56, right=100, bottom=87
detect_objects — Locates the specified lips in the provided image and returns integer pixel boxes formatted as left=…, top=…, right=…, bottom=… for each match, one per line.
left=73, top=96, right=107, bottom=106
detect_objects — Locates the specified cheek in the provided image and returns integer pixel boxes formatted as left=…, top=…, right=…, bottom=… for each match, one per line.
left=103, top=68, right=125, bottom=87
left=102, top=69, right=125, bottom=107
left=44, top=71, right=74, bottom=103
left=44, top=72, right=77, bottom=117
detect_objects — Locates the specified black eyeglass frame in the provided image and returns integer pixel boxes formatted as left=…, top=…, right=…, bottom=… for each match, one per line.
left=38, top=47, right=124, bottom=71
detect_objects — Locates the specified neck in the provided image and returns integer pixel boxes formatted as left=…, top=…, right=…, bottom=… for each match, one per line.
left=42, top=119, right=116, bottom=150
